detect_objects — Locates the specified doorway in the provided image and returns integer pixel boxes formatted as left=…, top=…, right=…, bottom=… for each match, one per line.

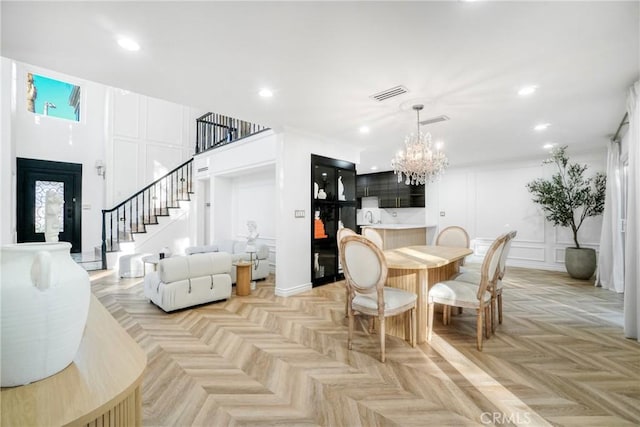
left=16, top=158, right=82, bottom=252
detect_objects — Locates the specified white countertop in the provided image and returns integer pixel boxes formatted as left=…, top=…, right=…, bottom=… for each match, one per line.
left=360, top=224, right=436, bottom=229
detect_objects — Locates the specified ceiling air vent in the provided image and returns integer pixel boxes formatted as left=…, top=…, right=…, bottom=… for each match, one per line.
left=419, top=114, right=450, bottom=126
left=370, top=85, right=409, bottom=102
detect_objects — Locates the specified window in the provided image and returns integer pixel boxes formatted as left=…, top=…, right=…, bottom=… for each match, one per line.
left=35, top=180, right=64, bottom=233
left=27, top=73, right=81, bottom=122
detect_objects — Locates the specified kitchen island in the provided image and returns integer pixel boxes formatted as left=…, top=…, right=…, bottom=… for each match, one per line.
left=360, top=224, right=436, bottom=250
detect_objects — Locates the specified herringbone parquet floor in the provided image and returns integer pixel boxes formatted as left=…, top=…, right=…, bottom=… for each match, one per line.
left=90, top=266, right=640, bottom=427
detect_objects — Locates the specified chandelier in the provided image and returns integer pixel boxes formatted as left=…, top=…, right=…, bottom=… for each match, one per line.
left=391, top=104, right=449, bottom=185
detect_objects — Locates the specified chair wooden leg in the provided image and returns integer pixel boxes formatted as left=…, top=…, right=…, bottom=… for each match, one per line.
left=348, top=312, right=354, bottom=350
left=411, top=307, right=416, bottom=348
left=345, top=288, right=349, bottom=318
left=484, top=306, right=491, bottom=339
left=379, top=317, right=386, bottom=363
left=491, top=297, right=497, bottom=334
left=498, top=293, right=503, bottom=324
left=476, top=308, right=483, bottom=351
left=369, top=316, right=375, bottom=333
left=427, top=302, right=435, bottom=341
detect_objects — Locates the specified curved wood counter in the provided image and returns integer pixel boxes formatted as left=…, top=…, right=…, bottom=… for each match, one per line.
left=361, top=225, right=433, bottom=250
left=1, top=294, right=146, bottom=426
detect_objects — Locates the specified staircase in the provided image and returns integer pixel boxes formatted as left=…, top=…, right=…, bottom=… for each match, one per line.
left=101, top=159, right=194, bottom=269
left=100, top=112, right=269, bottom=269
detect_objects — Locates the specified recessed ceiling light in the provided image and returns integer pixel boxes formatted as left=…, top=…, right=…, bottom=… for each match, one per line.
left=534, top=123, right=551, bottom=131
left=258, top=88, right=273, bottom=98
left=543, top=143, right=556, bottom=150
left=370, top=165, right=378, bottom=171
left=359, top=126, right=370, bottom=134
left=117, top=37, right=140, bottom=51
left=518, top=85, right=538, bottom=96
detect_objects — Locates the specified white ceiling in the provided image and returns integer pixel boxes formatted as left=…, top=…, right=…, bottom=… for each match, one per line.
left=2, top=1, right=638, bottom=172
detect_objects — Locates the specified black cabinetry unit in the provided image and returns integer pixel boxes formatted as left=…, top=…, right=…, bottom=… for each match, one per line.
left=356, top=171, right=425, bottom=208
left=311, top=155, right=357, bottom=286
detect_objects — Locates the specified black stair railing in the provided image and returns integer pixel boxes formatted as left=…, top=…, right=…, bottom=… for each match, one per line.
left=196, top=112, right=269, bottom=154
left=101, top=159, right=193, bottom=269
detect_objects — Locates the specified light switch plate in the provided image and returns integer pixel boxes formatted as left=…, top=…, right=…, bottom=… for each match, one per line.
left=294, top=210, right=305, bottom=218
left=440, top=211, right=445, bottom=217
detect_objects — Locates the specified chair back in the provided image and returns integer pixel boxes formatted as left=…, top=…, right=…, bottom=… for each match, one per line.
left=498, top=230, right=518, bottom=279
left=340, top=235, right=387, bottom=296
left=337, top=227, right=357, bottom=247
left=436, top=226, right=470, bottom=249
left=362, top=227, right=384, bottom=250
left=476, top=233, right=508, bottom=300
left=337, top=227, right=358, bottom=269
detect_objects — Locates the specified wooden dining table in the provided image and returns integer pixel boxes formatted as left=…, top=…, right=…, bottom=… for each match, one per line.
left=383, top=245, right=473, bottom=343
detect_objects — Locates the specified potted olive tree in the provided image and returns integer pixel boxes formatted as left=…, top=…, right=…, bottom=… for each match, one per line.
left=526, top=146, right=606, bottom=279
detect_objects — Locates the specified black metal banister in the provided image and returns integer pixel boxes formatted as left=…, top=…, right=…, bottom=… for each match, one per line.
left=195, top=112, right=269, bottom=154
left=104, top=158, right=194, bottom=214
left=100, top=158, right=194, bottom=269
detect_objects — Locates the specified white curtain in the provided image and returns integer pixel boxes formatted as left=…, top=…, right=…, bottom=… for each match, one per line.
left=624, top=81, right=640, bottom=340
left=596, top=141, right=624, bottom=292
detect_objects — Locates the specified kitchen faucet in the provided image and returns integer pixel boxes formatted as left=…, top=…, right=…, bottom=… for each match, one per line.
left=365, top=210, right=373, bottom=224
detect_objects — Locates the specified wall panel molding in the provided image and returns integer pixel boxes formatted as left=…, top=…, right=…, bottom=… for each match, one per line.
left=113, top=91, right=140, bottom=139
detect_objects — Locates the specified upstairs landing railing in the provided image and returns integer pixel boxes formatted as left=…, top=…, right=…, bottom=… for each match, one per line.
left=196, top=112, right=269, bottom=154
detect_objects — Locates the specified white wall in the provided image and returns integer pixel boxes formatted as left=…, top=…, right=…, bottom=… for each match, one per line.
left=0, top=58, right=15, bottom=245
left=193, top=131, right=278, bottom=270
left=6, top=60, right=107, bottom=251
left=230, top=168, right=276, bottom=269
left=1, top=57, right=205, bottom=255
left=275, top=128, right=360, bottom=296
left=430, top=150, right=607, bottom=271
left=107, top=89, right=198, bottom=206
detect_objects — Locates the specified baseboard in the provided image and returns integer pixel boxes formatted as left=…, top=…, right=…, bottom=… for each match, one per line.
left=275, top=282, right=312, bottom=297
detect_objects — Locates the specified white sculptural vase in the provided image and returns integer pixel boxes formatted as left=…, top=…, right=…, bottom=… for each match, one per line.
left=0, top=242, right=90, bottom=387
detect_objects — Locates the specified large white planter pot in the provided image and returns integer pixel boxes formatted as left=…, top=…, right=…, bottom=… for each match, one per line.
left=0, top=242, right=90, bottom=387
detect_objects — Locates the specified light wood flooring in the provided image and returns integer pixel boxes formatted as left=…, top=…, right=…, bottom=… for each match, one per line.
left=90, top=266, right=640, bottom=426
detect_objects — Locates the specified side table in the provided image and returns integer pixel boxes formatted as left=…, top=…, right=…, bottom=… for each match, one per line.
left=141, top=254, right=159, bottom=275
left=235, top=261, right=251, bottom=296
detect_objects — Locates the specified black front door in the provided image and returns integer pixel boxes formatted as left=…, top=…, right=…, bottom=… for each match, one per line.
left=16, top=158, right=82, bottom=252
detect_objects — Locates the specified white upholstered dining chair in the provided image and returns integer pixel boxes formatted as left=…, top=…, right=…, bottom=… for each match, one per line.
left=337, top=227, right=358, bottom=317
left=427, top=233, right=508, bottom=351
left=455, top=230, right=517, bottom=332
left=435, top=226, right=470, bottom=248
left=362, top=227, right=384, bottom=250
left=435, top=226, right=470, bottom=266
left=340, top=234, right=417, bottom=362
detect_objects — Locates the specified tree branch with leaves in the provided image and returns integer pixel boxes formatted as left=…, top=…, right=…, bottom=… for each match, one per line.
left=526, top=146, right=606, bottom=249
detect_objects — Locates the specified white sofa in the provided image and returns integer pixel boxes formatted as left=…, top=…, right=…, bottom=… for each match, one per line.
left=186, top=240, right=269, bottom=283
left=143, top=252, right=232, bottom=312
